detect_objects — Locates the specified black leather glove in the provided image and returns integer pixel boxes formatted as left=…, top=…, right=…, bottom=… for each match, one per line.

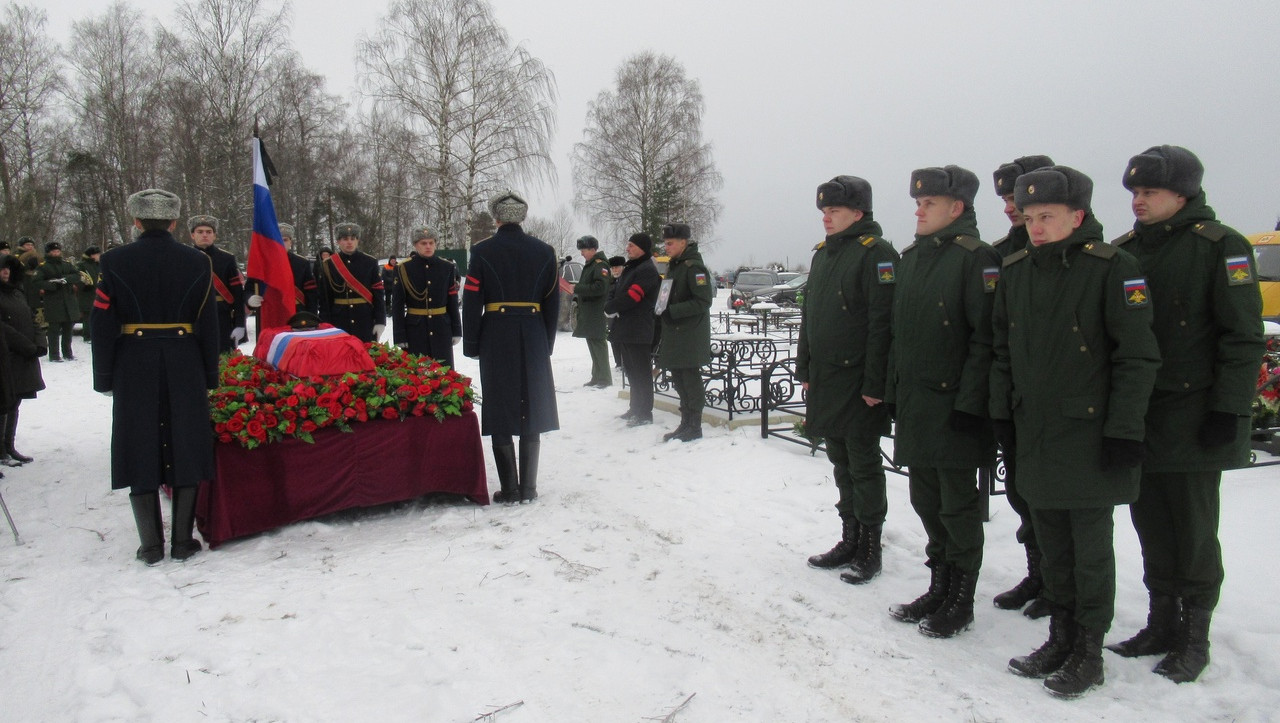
left=948, top=410, right=986, bottom=435
left=1100, top=437, right=1145, bottom=471
left=1197, top=410, right=1238, bottom=449
left=992, top=419, right=1016, bottom=451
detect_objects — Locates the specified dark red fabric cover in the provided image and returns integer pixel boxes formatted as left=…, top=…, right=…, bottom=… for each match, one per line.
left=253, top=324, right=375, bottom=377
left=197, top=411, right=489, bottom=547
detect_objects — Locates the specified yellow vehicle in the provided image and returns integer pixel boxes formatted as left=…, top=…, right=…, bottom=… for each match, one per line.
left=1248, top=232, right=1280, bottom=321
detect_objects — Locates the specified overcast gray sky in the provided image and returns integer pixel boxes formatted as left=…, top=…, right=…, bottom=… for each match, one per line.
left=45, top=0, right=1280, bottom=271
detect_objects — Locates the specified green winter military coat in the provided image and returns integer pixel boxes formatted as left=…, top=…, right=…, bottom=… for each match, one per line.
left=992, top=224, right=1031, bottom=259
left=887, top=210, right=999, bottom=468
left=657, top=242, right=713, bottom=369
left=572, top=252, right=613, bottom=340
left=1115, top=194, right=1264, bottom=472
left=990, top=216, right=1160, bottom=509
left=796, top=217, right=898, bottom=440
left=35, top=256, right=83, bottom=324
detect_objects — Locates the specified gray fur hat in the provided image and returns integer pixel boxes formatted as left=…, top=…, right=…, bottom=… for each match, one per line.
left=993, top=155, right=1054, bottom=196
left=278, top=223, right=295, bottom=240
left=127, top=189, right=181, bottom=221
left=335, top=222, right=362, bottom=239
left=661, top=223, right=692, bottom=240
left=412, top=226, right=437, bottom=242
left=489, top=190, right=528, bottom=224
left=1122, top=145, right=1203, bottom=198
left=188, top=214, right=218, bottom=233
left=575, top=235, right=599, bottom=250
left=816, top=175, right=872, bottom=212
left=1015, top=165, right=1094, bottom=212
left=910, top=166, right=980, bottom=208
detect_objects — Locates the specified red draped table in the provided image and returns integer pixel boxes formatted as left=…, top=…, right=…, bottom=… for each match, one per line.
left=197, top=410, right=489, bottom=547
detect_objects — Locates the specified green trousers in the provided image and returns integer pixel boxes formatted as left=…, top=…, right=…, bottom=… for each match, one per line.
left=824, top=435, right=887, bottom=527
left=908, top=466, right=984, bottom=572
left=1130, top=471, right=1224, bottom=610
left=1031, top=506, right=1116, bottom=631
left=586, top=337, right=611, bottom=385
left=669, top=367, right=704, bottom=414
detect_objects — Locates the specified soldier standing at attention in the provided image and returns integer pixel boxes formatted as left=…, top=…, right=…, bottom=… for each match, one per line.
left=1106, top=145, right=1264, bottom=684
left=886, top=166, right=999, bottom=638
left=35, top=242, right=82, bottom=362
left=188, top=216, right=245, bottom=353
left=77, top=246, right=102, bottom=341
left=573, top=235, right=613, bottom=388
left=801, top=176, right=897, bottom=585
left=989, top=154, right=1056, bottom=619
left=319, top=222, right=385, bottom=343
left=994, top=166, right=1159, bottom=698
left=391, top=226, right=461, bottom=367
left=656, top=223, right=713, bottom=442
left=91, top=189, right=221, bottom=565
left=463, top=191, right=559, bottom=504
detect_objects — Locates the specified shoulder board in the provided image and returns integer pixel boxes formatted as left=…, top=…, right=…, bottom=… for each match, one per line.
left=900, top=242, right=918, bottom=255
left=813, top=241, right=825, bottom=251
left=992, top=234, right=1010, bottom=247
left=859, top=235, right=878, bottom=247
left=1082, top=242, right=1118, bottom=260
left=1111, top=230, right=1135, bottom=246
left=952, top=235, right=982, bottom=253
left=1002, top=249, right=1029, bottom=267
left=1190, top=221, right=1230, bottom=242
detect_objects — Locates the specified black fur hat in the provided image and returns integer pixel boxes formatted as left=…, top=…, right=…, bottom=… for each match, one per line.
left=816, top=175, right=872, bottom=212
left=1122, top=145, right=1203, bottom=198
left=1015, top=166, right=1094, bottom=212
left=661, top=223, right=691, bottom=240
left=576, top=235, right=599, bottom=250
left=993, top=155, right=1054, bottom=196
left=910, top=166, right=980, bottom=208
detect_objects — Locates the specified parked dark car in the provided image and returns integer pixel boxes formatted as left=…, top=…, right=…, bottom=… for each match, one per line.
left=748, top=273, right=808, bottom=307
left=727, top=268, right=780, bottom=309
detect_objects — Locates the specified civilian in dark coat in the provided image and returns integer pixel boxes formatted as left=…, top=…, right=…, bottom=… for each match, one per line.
left=92, top=189, right=221, bottom=565
left=0, top=254, right=42, bottom=466
left=604, top=234, right=660, bottom=425
left=392, top=227, right=461, bottom=367
left=463, top=190, right=559, bottom=504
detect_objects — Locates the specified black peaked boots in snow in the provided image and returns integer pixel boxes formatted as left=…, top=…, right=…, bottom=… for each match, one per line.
left=518, top=437, right=539, bottom=503
left=130, top=492, right=164, bottom=566
left=170, top=486, right=202, bottom=561
left=1043, top=625, right=1105, bottom=699
left=889, top=560, right=951, bottom=623
left=663, top=409, right=702, bottom=442
left=808, top=518, right=860, bottom=569
left=1009, top=605, right=1075, bottom=679
left=491, top=442, right=519, bottom=504
left=1154, top=605, right=1212, bottom=683
left=919, top=567, right=978, bottom=638
left=1107, top=593, right=1179, bottom=658
left=839, top=523, right=882, bottom=585
left=994, top=544, right=1049, bottom=618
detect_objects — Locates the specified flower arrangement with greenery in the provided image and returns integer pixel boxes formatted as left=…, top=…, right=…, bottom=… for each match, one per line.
left=209, top=345, right=475, bottom=449
left=1253, top=337, right=1280, bottom=430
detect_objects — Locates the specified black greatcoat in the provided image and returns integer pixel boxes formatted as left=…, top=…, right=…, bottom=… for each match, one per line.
left=392, top=253, right=462, bottom=367
left=200, top=244, right=244, bottom=353
left=0, top=255, right=46, bottom=402
left=289, top=250, right=320, bottom=314
left=603, top=253, right=660, bottom=344
left=91, top=230, right=221, bottom=492
left=462, top=223, right=560, bottom=436
left=319, top=250, right=386, bottom=342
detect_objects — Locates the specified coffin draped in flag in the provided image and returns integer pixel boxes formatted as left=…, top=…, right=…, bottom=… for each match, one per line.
left=252, top=324, right=375, bottom=377
left=248, top=137, right=296, bottom=331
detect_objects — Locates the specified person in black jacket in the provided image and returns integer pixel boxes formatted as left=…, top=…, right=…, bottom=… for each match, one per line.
left=93, top=189, right=221, bottom=565
left=604, top=233, right=661, bottom=426
left=0, top=254, right=44, bottom=467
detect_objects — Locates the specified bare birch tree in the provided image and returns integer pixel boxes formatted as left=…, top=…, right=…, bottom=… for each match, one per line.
left=356, top=0, right=557, bottom=249
left=572, top=51, right=722, bottom=243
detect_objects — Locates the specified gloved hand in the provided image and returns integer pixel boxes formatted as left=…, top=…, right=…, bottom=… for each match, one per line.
left=397, top=342, right=408, bottom=349
left=948, top=409, right=986, bottom=435
left=99, top=390, right=113, bottom=397
left=51, top=277, right=68, bottom=285
left=230, top=327, right=246, bottom=344
left=1100, top=437, right=1145, bottom=471
left=372, top=324, right=386, bottom=339
left=452, top=336, right=461, bottom=346
left=1197, top=410, right=1238, bottom=448
left=992, top=419, right=1016, bottom=451
left=246, top=294, right=263, bottom=308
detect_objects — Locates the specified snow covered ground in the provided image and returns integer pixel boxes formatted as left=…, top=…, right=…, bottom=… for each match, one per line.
left=2, top=317, right=1278, bottom=722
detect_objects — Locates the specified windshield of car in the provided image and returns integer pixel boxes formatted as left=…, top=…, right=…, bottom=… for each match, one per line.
left=736, top=272, right=774, bottom=287
left=785, top=274, right=808, bottom=288
left=561, top=262, right=582, bottom=283
left=1255, top=245, right=1280, bottom=281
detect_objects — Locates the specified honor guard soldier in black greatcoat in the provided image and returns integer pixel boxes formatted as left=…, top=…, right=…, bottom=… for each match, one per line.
left=91, top=188, right=221, bottom=565
left=188, top=215, right=245, bottom=353
left=247, top=223, right=319, bottom=319
left=319, top=222, right=385, bottom=343
left=391, top=226, right=461, bottom=367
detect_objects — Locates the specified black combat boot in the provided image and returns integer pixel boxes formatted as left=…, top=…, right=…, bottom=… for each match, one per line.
left=5, top=408, right=32, bottom=464
left=889, top=559, right=951, bottom=623
left=919, top=567, right=978, bottom=638
left=518, top=436, right=539, bottom=503
left=994, top=544, right=1043, bottom=610
left=170, top=486, right=202, bottom=561
left=1106, top=594, right=1180, bottom=657
left=1044, top=624, right=1105, bottom=698
left=491, top=442, right=519, bottom=504
left=130, top=492, right=164, bottom=566
left=839, top=523, right=882, bottom=585
left=1009, top=605, right=1075, bottom=678
left=674, top=410, right=703, bottom=441
left=1154, top=605, right=1212, bottom=683
left=1023, top=596, right=1053, bottom=619
left=663, top=409, right=691, bottom=442
left=807, top=518, right=860, bottom=569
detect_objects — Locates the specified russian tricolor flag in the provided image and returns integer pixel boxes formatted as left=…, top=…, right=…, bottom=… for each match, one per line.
left=247, top=136, right=296, bottom=331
